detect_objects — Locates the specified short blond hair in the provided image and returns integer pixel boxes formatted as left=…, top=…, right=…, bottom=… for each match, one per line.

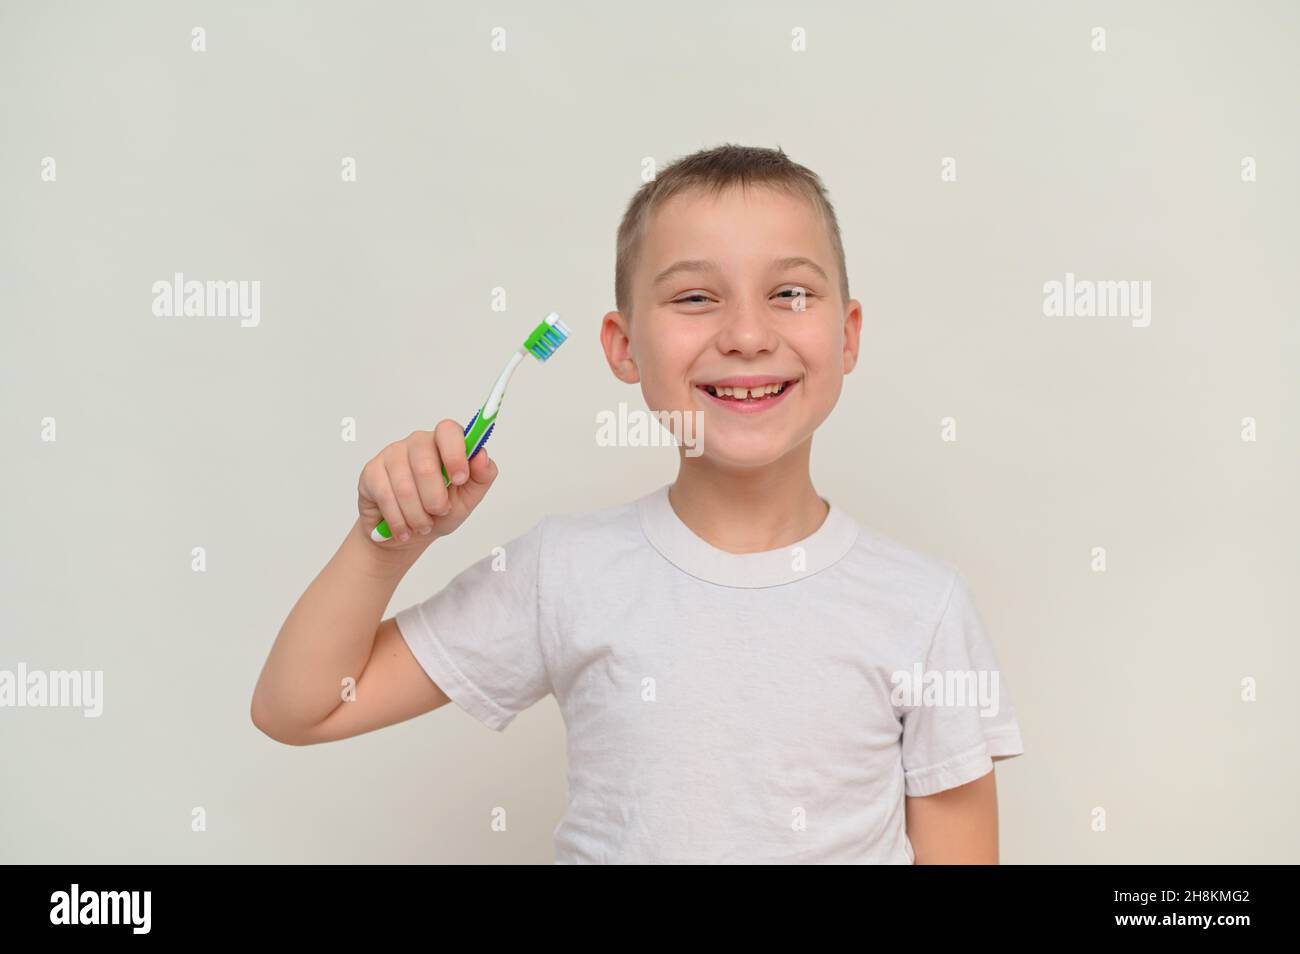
left=614, top=143, right=850, bottom=318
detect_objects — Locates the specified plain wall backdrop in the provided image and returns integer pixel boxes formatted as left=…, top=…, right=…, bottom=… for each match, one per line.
left=2, top=0, right=1297, bottom=863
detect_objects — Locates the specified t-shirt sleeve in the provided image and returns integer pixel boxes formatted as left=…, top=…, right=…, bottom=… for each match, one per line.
left=899, top=569, right=1025, bottom=797
left=393, top=517, right=552, bottom=732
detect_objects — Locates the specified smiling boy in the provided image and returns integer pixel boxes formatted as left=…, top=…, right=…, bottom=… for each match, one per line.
left=252, top=143, right=1024, bottom=864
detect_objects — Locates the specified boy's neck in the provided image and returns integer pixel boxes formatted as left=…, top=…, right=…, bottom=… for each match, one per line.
left=668, top=450, right=829, bottom=555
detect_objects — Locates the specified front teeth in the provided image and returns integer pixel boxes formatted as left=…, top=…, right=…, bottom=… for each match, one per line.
left=705, top=382, right=786, bottom=399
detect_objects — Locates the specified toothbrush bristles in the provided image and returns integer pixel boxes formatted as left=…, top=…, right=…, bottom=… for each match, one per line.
left=524, top=314, right=571, bottom=361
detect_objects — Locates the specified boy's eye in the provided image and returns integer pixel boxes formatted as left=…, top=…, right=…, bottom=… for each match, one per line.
left=672, top=288, right=815, bottom=305
left=775, top=286, right=813, bottom=300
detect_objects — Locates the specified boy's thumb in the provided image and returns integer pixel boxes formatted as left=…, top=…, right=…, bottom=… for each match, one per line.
left=464, top=446, right=495, bottom=486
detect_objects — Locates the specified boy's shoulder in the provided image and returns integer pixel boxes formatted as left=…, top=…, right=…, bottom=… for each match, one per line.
left=847, top=518, right=956, bottom=579
left=533, top=491, right=642, bottom=548
left=837, top=508, right=962, bottom=607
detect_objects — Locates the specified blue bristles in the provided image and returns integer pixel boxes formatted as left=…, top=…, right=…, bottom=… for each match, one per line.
left=525, top=315, right=571, bottom=362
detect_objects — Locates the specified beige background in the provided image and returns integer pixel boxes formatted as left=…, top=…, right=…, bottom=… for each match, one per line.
left=2, top=0, right=1296, bottom=863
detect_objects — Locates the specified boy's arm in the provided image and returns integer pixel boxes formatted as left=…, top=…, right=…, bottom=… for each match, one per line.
left=252, top=424, right=499, bottom=745
left=250, top=517, right=449, bottom=746
left=904, top=762, right=1005, bottom=864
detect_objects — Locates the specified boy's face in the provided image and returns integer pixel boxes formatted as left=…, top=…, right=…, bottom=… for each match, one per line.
left=602, top=184, right=862, bottom=472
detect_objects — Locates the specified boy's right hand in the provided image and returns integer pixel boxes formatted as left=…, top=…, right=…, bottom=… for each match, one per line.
left=357, top=420, right=499, bottom=548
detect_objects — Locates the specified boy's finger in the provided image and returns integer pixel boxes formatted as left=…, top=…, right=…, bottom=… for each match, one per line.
left=407, top=432, right=449, bottom=517
left=371, top=481, right=409, bottom=542
left=434, top=419, right=470, bottom=488
left=386, top=456, right=434, bottom=536
left=454, top=451, right=496, bottom=512
left=466, top=446, right=495, bottom=484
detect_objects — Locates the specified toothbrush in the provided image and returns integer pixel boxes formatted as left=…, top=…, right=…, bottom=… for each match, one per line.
left=369, top=312, right=571, bottom=542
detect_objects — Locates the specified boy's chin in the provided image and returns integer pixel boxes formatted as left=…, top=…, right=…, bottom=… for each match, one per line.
left=683, top=443, right=799, bottom=471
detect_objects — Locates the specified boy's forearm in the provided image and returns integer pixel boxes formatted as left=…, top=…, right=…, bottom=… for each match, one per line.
left=252, top=517, right=430, bottom=738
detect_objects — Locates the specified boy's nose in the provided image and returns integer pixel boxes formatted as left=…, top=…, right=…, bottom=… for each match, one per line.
left=716, top=301, right=779, bottom=354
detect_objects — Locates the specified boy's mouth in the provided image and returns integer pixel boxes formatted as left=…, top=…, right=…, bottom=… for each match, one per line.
left=695, top=376, right=800, bottom=413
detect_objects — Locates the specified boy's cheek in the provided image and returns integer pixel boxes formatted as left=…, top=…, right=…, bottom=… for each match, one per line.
left=636, top=378, right=690, bottom=415
left=798, top=370, right=844, bottom=410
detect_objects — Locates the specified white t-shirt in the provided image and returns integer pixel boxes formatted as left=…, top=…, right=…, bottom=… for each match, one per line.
left=395, top=483, right=1025, bottom=863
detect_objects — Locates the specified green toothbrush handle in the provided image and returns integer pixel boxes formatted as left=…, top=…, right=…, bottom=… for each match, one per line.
left=369, top=408, right=497, bottom=542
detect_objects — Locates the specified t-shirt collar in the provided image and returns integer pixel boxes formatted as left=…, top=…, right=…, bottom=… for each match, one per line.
left=637, top=483, right=859, bottom=588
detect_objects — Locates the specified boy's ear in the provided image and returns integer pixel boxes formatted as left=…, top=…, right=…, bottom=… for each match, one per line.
left=842, top=299, right=863, bottom=374
left=601, top=310, right=640, bottom=383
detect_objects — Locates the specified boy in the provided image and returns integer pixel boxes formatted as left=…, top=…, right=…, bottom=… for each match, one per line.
left=252, top=143, right=1025, bottom=864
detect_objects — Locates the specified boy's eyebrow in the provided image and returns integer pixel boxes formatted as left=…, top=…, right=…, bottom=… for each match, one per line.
left=652, top=256, right=830, bottom=286
left=652, top=259, right=720, bottom=286
left=773, top=256, right=830, bottom=282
